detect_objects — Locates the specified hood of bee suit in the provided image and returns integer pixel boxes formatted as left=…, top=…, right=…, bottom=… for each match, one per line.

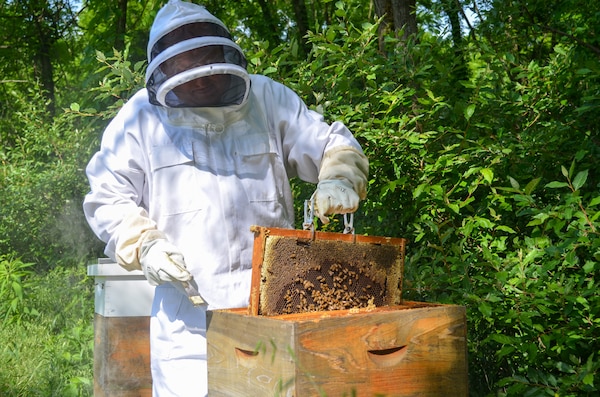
left=145, top=0, right=250, bottom=108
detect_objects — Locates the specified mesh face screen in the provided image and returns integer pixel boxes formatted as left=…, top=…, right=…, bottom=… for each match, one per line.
left=258, top=235, right=404, bottom=316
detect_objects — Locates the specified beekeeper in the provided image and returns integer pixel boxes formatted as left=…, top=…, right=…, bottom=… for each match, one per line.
left=83, top=0, right=368, bottom=395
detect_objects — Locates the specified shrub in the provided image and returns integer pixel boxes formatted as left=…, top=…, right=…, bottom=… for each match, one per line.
left=0, top=88, right=104, bottom=269
left=0, top=255, right=35, bottom=323
left=244, top=16, right=600, bottom=396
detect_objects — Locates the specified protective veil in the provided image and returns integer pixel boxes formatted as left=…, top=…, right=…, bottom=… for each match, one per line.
left=83, top=1, right=368, bottom=396
left=145, top=0, right=250, bottom=108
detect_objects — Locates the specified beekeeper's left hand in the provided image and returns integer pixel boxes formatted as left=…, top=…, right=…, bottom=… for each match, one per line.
left=313, top=180, right=359, bottom=224
left=313, top=146, right=369, bottom=224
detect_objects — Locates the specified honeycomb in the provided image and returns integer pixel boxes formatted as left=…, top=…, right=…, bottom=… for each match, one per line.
left=257, top=234, right=404, bottom=316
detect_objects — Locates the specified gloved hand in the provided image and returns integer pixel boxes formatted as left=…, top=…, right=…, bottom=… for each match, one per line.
left=114, top=207, right=191, bottom=284
left=139, top=238, right=192, bottom=286
left=313, top=180, right=359, bottom=224
left=313, top=146, right=369, bottom=224
left=114, top=208, right=206, bottom=305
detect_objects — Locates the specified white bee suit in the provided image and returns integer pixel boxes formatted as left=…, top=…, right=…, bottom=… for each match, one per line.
left=83, top=1, right=368, bottom=396
left=84, top=81, right=367, bottom=395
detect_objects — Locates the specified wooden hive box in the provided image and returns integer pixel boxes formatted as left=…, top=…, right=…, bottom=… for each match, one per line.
left=206, top=227, right=468, bottom=396
left=207, top=303, right=467, bottom=397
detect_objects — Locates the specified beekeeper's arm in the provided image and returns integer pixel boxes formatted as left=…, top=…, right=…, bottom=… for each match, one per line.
left=262, top=78, right=369, bottom=223
left=88, top=199, right=206, bottom=304
left=83, top=97, right=192, bottom=288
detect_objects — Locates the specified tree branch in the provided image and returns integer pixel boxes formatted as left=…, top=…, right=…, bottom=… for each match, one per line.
left=541, top=25, right=600, bottom=58
left=522, top=5, right=600, bottom=58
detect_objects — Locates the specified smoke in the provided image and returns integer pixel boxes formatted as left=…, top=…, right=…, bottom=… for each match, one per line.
left=52, top=198, right=105, bottom=263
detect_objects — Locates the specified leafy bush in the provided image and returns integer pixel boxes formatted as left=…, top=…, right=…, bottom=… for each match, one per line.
left=245, top=13, right=600, bottom=396
left=416, top=166, right=600, bottom=396
left=0, top=255, right=36, bottom=323
left=0, top=88, right=104, bottom=269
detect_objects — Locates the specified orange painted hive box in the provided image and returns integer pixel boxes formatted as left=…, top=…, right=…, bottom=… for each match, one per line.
left=206, top=226, right=468, bottom=397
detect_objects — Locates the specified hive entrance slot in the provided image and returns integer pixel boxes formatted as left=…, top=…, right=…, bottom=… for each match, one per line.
left=367, top=345, right=409, bottom=367
left=368, top=346, right=407, bottom=356
left=235, top=348, right=259, bottom=358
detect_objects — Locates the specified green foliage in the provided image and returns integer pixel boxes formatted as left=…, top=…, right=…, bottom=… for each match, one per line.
left=245, top=10, right=600, bottom=396
left=416, top=165, right=600, bottom=396
left=0, top=255, right=36, bottom=323
left=0, top=87, right=105, bottom=269
left=0, top=263, right=94, bottom=397
left=0, top=1, right=599, bottom=396
left=92, top=47, right=148, bottom=119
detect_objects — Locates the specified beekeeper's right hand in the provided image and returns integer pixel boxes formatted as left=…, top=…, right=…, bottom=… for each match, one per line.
left=139, top=238, right=192, bottom=286
left=114, top=207, right=191, bottom=286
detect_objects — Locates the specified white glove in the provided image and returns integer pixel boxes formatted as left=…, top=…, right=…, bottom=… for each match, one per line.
left=139, top=238, right=192, bottom=286
left=140, top=238, right=207, bottom=306
left=114, top=208, right=205, bottom=304
left=313, top=146, right=369, bottom=224
left=313, top=180, right=360, bottom=224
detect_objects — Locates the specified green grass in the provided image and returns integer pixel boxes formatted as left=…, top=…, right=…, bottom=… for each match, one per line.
left=0, top=263, right=94, bottom=397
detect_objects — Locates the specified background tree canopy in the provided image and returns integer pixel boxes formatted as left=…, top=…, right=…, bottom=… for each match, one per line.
left=0, top=0, right=599, bottom=395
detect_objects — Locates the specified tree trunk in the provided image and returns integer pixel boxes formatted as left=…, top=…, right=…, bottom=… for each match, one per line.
left=442, top=0, right=468, bottom=86
left=114, top=0, right=128, bottom=52
left=31, top=7, right=56, bottom=116
left=374, top=0, right=418, bottom=52
left=392, top=0, right=417, bottom=40
left=292, top=0, right=311, bottom=57
left=374, top=0, right=392, bottom=52
left=37, top=41, right=55, bottom=116
left=442, top=0, right=462, bottom=48
left=255, top=0, right=282, bottom=48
